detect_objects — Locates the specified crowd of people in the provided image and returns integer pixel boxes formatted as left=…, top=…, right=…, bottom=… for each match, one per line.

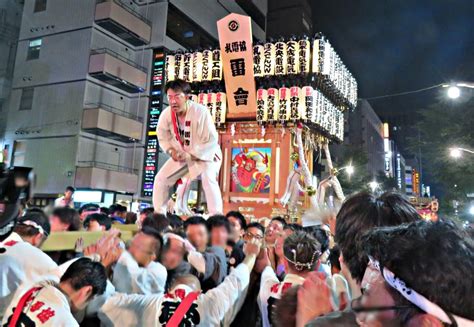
left=0, top=188, right=473, bottom=327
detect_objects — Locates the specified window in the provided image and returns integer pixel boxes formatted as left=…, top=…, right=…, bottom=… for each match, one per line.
left=166, top=4, right=217, bottom=49
left=19, top=88, right=34, bottom=111
left=27, top=38, right=42, bottom=60
left=34, top=0, right=47, bottom=12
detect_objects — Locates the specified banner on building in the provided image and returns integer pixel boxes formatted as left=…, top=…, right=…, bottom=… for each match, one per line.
left=217, top=13, right=257, bottom=119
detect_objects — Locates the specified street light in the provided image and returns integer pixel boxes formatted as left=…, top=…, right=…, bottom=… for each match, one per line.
left=450, top=148, right=462, bottom=158
left=345, top=165, right=355, bottom=176
left=469, top=206, right=474, bottom=216
left=442, top=82, right=474, bottom=100
left=449, top=147, right=474, bottom=159
left=447, top=86, right=461, bottom=99
left=333, top=165, right=355, bottom=177
left=368, top=180, right=379, bottom=192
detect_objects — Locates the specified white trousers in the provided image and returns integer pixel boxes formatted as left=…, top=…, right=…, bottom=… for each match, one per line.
left=152, top=158, right=223, bottom=215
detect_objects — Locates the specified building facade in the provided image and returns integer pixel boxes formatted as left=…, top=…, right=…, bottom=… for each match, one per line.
left=0, top=0, right=23, bottom=123
left=1, top=0, right=267, bottom=203
left=331, top=99, right=385, bottom=179
left=266, top=0, right=312, bottom=38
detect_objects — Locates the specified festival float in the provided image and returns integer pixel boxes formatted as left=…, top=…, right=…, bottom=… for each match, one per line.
left=156, top=13, right=358, bottom=220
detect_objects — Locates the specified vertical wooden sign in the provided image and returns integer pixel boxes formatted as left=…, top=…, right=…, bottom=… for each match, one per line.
left=217, top=13, right=257, bottom=120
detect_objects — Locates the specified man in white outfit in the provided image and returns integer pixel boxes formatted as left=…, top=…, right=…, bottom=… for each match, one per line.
left=2, top=258, right=107, bottom=327
left=98, top=238, right=262, bottom=327
left=0, top=211, right=60, bottom=319
left=153, top=79, right=223, bottom=215
left=112, top=227, right=167, bottom=295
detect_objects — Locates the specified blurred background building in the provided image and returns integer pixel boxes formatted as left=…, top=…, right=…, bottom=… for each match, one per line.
left=0, top=0, right=267, bottom=206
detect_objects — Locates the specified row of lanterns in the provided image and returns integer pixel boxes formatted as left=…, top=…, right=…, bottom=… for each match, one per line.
left=164, top=35, right=357, bottom=108
left=189, top=91, right=227, bottom=127
left=256, top=85, right=345, bottom=142
left=312, top=35, right=358, bottom=108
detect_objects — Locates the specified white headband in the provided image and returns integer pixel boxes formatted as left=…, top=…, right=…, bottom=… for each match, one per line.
left=368, top=257, right=473, bottom=327
left=20, top=220, right=47, bottom=236
left=163, top=233, right=195, bottom=253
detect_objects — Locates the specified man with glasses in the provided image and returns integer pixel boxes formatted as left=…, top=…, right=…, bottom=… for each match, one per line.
left=230, top=222, right=265, bottom=327
left=112, top=227, right=167, bottom=296
left=153, top=79, right=223, bottom=215
left=296, top=191, right=421, bottom=326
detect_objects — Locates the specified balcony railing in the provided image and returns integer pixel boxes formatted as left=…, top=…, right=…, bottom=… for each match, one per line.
left=89, top=48, right=147, bottom=93
left=95, top=0, right=151, bottom=46
left=90, top=48, right=147, bottom=73
left=84, top=102, right=143, bottom=122
left=77, top=160, right=139, bottom=175
left=97, top=0, right=151, bottom=26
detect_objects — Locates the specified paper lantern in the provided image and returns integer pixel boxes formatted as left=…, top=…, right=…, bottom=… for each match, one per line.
left=267, top=87, right=279, bottom=123
left=165, top=55, right=175, bottom=82
left=321, top=41, right=331, bottom=76
left=286, top=40, right=299, bottom=75
left=329, top=106, right=337, bottom=136
left=189, top=94, right=198, bottom=103
left=314, top=89, right=323, bottom=126
left=302, top=86, right=314, bottom=122
left=206, top=93, right=216, bottom=121
left=253, top=45, right=264, bottom=77
left=298, top=39, right=311, bottom=74
left=215, top=92, right=227, bottom=125
left=183, top=52, right=193, bottom=82
left=174, top=52, right=184, bottom=80
left=211, top=49, right=222, bottom=81
left=278, top=87, right=290, bottom=121
left=338, top=111, right=345, bottom=141
left=312, top=38, right=322, bottom=74
left=256, top=88, right=268, bottom=123
left=263, top=42, right=275, bottom=76
left=197, top=92, right=207, bottom=106
left=275, top=41, right=287, bottom=76
left=192, top=51, right=203, bottom=82
left=202, top=50, right=212, bottom=81
left=289, top=86, right=301, bottom=121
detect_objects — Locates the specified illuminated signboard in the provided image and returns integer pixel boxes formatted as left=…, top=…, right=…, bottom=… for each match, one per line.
left=412, top=168, right=420, bottom=196
left=142, top=48, right=166, bottom=197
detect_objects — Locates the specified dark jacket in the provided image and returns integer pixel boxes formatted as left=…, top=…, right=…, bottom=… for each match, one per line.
left=191, top=246, right=228, bottom=293
left=165, top=260, right=192, bottom=291
left=231, top=270, right=262, bottom=327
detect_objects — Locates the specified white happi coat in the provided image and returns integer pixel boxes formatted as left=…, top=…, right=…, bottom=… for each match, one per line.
left=258, top=266, right=306, bottom=327
left=157, top=101, right=222, bottom=180
left=2, top=282, right=79, bottom=327
left=0, top=233, right=60, bottom=319
left=112, top=251, right=167, bottom=295
left=99, top=263, right=250, bottom=327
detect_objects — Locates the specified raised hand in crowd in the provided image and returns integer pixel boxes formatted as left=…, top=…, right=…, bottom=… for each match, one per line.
left=296, top=271, right=334, bottom=327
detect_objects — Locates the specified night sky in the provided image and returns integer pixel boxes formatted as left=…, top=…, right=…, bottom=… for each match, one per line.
left=312, top=0, right=474, bottom=191
left=312, top=0, right=473, bottom=119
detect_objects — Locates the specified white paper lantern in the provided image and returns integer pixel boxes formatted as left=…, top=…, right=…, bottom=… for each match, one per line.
left=256, top=88, right=268, bottom=123
left=192, top=52, right=203, bottom=82
left=253, top=44, right=265, bottom=77
left=263, top=42, right=275, bottom=76
left=286, top=40, right=299, bottom=75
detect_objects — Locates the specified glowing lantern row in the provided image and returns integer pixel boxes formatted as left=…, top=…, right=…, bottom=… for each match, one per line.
left=190, top=92, right=227, bottom=126
left=256, top=86, right=344, bottom=142
left=164, top=36, right=357, bottom=108
left=312, top=36, right=358, bottom=107
left=166, top=50, right=221, bottom=83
